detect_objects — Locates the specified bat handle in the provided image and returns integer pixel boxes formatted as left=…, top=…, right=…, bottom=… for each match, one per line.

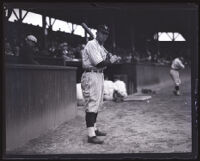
left=103, top=46, right=113, bottom=57
left=108, top=52, right=113, bottom=58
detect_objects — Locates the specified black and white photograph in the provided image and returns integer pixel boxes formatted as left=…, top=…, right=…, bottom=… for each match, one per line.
left=2, top=2, right=199, bottom=159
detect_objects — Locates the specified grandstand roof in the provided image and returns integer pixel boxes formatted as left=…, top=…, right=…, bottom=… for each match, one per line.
left=6, top=2, right=197, bottom=48
left=6, top=3, right=196, bottom=27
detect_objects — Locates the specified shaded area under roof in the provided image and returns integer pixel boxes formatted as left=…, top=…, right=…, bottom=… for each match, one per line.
left=5, top=2, right=197, bottom=27
left=5, top=2, right=198, bottom=48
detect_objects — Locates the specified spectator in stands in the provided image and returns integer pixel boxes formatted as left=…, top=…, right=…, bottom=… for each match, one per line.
left=152, top=51, right=161, bottom=63
left=163, top=55, right=171, bottom=64
left=12, top=38, right=20, bottom=56
left=145, top=49, right=152, bottom=62
left=132, top=50, right=140, bottom=62
left=39, top=47, right=49, bottom=57
left=80, top=44, right=86, bottom=54
left=56, top=42, right=73, bottom=61
left=68, top=46, right=76, bottom=59
left=13, top=45, right=20, bottom=56
left=152, top=53, right=158, bottom=63
left=19, top=35, right=39, bottom=64
left=126, top=52, right=133, bottom=63
left=5, top=41, right=14, bottom=56
left=48, top=42, right=57, bottom=58
left=74, top=44, right=85, bottom=60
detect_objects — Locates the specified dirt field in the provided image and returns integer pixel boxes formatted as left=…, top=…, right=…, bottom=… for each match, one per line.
left=9, top=77, right=191, bottom=154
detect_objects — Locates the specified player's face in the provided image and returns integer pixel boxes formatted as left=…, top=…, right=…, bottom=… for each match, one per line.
left=26, top=40, right=36, bottom=47
left=97, top=31, right=108, bottom=43
left=180, top=57, right=184, bottom=61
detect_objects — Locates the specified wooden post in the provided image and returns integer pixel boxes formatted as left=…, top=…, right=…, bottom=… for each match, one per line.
left=130, top=22, right=137, bottom=93
left=130, top=22, right=135, bottom=53
left=42, top=14, right=47, bottom=49
left=49, top=17, right=51, bottom=27
left=111, top=16, right=116, bottom=53
left=188, top=9, right=198, bottom=156
left=19, top=8, right=22, bottom=23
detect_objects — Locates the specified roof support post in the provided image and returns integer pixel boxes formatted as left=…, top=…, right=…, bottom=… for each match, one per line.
left=71, top=23, right=74, bottom=34
left=111, top=16, right=116, bottom=53
left=22, top=11, right=28, bottom=21
left=130, top=22, right=135, bottom=53
left=130, top=21, right=137, bottom=93
left=49, top=18, right=56, bottom=31
left=49, top=17, right=51, bottom=26
left=13, top=8, right=22, bottom=42
left=19, top=8, right=22, bottom=23
left=51, top=18, right=56, bottom=26
left=3, top=5, right=12, bottom=20
left=189, top=9, right=198, bottom=156
left=157, top=34, right=160, bottom=56
left=42, top=14, right=47, bottom=49
left=12, top=9, right=19, bottom=20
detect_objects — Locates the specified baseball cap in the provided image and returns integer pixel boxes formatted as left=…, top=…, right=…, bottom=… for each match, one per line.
left=59, top=42, right=68, bottom=48
left=26, top=35, right=37, bottom=43
left=98, top=25, right=109, bottom=34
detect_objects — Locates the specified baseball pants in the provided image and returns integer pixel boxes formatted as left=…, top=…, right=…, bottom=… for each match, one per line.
left=81, top=72, right=104, bottom=113
left=170, top=69, right=181, bottom=86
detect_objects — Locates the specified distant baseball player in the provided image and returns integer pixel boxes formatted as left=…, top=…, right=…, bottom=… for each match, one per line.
left=81, top=25, right=119, bottom=144
left=170, top=56, right=185, bottom=96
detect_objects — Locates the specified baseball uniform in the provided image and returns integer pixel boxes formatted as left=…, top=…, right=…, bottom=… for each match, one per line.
left=81, top=39, right=107, bottom=113
left=170, top=57, right=185, bottom=95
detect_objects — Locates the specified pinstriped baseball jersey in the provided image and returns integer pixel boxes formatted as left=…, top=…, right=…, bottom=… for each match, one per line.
left=82, top=39, right=107, bottom=70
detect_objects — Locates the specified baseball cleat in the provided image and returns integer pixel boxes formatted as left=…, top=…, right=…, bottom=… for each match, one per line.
left=173, top=90, right=180, bottom=96
left=95, top=130, right=107, bottom=136
left=176, top=91, right=180, bottom=96
left=88, top=136, right=104, bottom=144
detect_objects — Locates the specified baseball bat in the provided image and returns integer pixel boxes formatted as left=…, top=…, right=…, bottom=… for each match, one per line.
left=81, top=22, right=95, bottom=39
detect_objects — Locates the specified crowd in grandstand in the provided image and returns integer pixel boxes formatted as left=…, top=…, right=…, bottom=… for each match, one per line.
left=4, top=21, right=190, bottom=66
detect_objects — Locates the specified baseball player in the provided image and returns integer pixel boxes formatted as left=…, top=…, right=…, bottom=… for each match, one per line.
left=170, top=56, right=185, bottom=96
left=81, top=25, right=119, bottom=144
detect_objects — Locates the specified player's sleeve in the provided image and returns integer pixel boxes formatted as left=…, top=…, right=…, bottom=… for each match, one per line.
left=177, top=59, right=185, bottom=69
left=85, top=41, right=103, bottom=66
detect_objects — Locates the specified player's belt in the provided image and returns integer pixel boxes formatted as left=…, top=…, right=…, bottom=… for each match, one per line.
left=171, top=67, right=179, bottom=70
left=84, top=68, right=104, bottom=73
